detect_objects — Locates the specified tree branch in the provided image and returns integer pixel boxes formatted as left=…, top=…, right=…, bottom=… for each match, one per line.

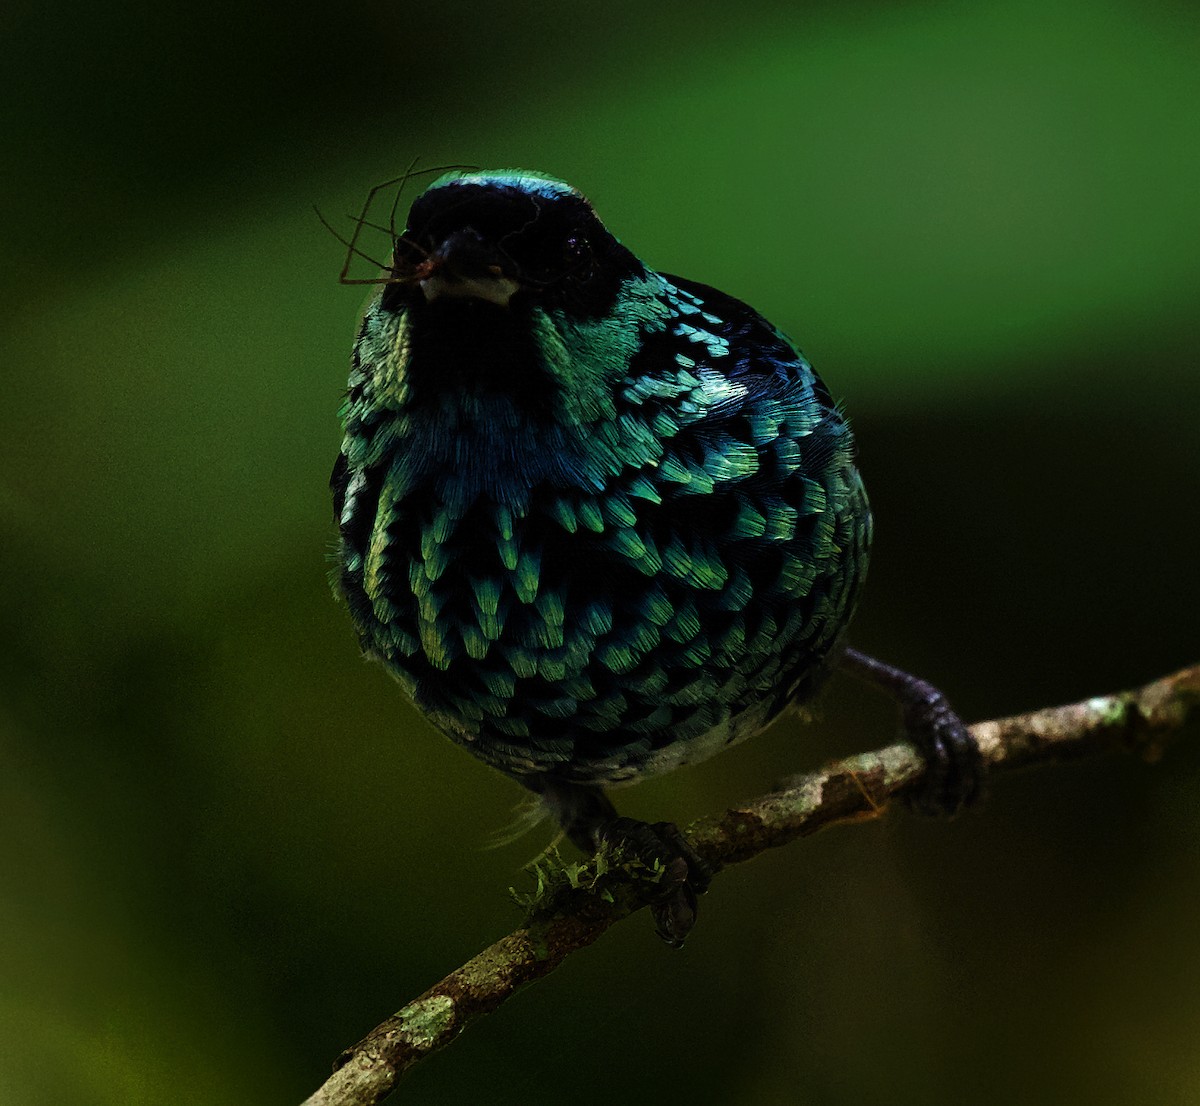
left=301, top=663, right=1200, bottom=1106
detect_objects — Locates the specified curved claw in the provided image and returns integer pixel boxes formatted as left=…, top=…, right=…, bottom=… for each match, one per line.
left=837, top=647, right=987, bottom=818
left=902, top=686, right=986, bottom=817
left=652, top=874, right=697, bottom=949
left=600, top=818, right=712, bottom=947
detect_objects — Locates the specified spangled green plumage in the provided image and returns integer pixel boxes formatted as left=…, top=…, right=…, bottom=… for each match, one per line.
left=332, top=171, right=871, bottom=786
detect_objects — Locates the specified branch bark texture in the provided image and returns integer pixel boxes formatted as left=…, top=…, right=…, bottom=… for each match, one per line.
left=301, top=663, right=1200, bottom=1106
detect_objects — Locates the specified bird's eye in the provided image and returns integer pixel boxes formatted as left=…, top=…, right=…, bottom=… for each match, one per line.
left=564, top=234, right=591, bottom=264
left=392, top=235, right=426, bottom=269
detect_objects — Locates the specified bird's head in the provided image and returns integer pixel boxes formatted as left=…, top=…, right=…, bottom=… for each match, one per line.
left=353, top=171, right=672, bottom=428
left=384, top=170, right=642, bottom=317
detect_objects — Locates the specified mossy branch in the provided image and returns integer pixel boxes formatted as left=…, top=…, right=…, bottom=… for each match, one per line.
left=300, top=663, right=1200, bottom=1106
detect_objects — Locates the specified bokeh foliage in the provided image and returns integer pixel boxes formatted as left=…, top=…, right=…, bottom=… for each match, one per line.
left=2, top=1, right=1198, bottom=1103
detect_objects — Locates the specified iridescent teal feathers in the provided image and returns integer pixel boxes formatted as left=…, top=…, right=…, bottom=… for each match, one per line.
left=332, top=172, right=871, bottom=785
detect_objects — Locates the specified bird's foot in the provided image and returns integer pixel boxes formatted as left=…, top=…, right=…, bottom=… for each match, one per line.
left=529, top=779, right=712, bottom=947
left=597, top=817, right=713, bottom=948
left=898, top=679, right=985, bottom=817
left=838, top=647, right=986, bottom=817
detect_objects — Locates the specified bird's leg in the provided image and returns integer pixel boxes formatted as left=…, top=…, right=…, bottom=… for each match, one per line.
left=528, top=778, right=713, bottom=947
left=837, top=646, right=986, bottom=816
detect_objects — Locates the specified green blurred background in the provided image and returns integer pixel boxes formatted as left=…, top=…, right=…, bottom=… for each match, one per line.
left=2, top=1, right=1198, bottom=1102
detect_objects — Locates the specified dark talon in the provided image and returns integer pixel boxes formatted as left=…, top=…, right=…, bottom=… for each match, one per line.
left=528, top=778, right=712, bottom=947
left=599, top=818, right=710, bottom=947
left=901, top=684, right=985, bottom=816
left=653, top=881, right=697, bottom=949
left=838, top=647, right=986, bottom=817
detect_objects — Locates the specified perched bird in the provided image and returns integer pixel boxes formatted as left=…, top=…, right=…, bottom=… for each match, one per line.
left=331, top=170, right=982, bottom=944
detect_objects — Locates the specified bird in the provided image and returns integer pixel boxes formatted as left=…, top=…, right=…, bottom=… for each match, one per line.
left=330, top=169, right=983, bottom=945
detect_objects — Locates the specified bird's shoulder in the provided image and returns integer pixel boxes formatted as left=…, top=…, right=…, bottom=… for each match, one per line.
left=652, top=272, right=834, bottom=411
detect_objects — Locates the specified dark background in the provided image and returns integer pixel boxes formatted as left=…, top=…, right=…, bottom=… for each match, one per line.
left=2, top=1, right=1198, bottom=1103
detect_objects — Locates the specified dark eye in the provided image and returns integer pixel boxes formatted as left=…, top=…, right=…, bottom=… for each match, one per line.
left=564, top=234, right=591, bottom=264
left=392, top=234, right=427, bottom=268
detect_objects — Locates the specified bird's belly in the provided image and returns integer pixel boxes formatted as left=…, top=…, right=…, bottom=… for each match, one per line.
left=350, top=477, right=868, bottom=785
